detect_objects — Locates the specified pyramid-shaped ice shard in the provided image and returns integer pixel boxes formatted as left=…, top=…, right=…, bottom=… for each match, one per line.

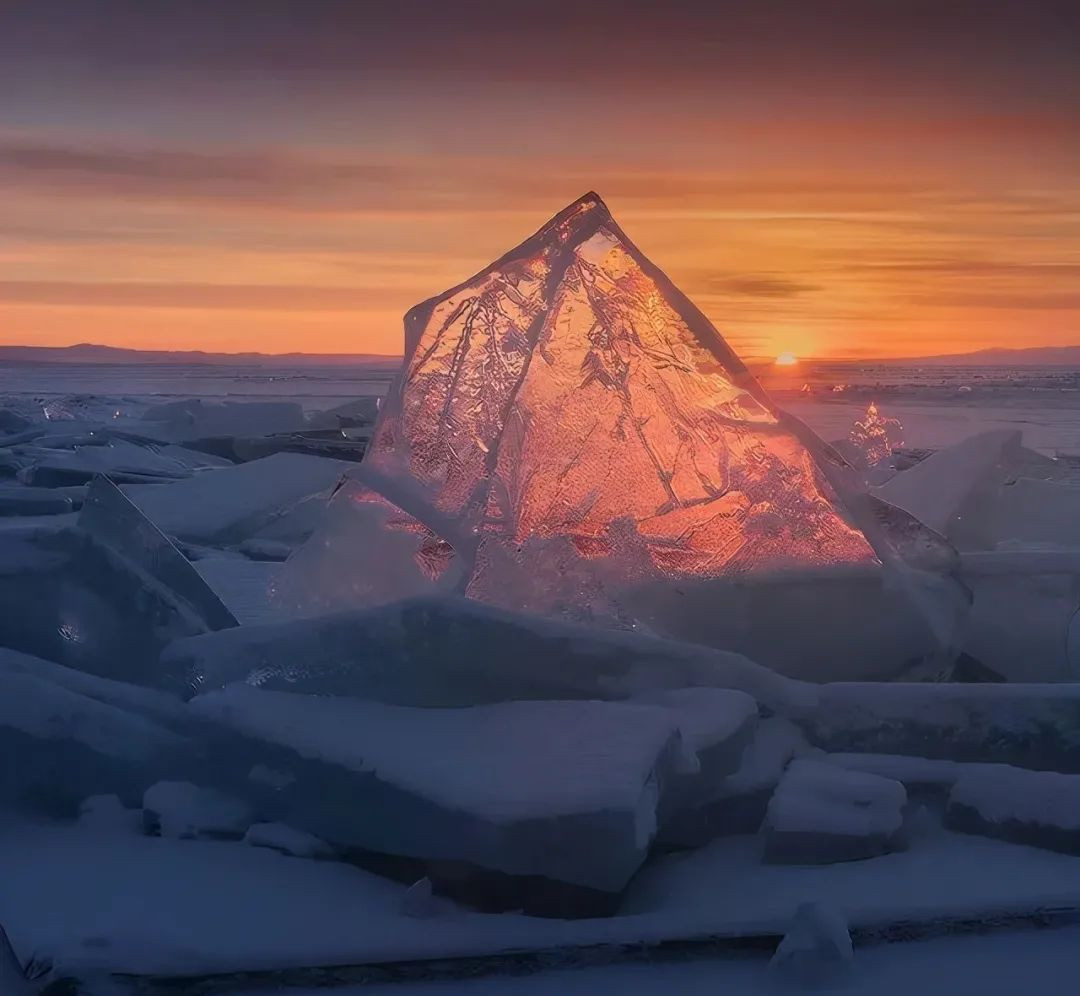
left=275, top=194, right=964, bottom=675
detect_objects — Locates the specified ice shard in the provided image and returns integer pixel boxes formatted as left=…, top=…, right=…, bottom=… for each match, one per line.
left=276, top=193, right=964, bottom=675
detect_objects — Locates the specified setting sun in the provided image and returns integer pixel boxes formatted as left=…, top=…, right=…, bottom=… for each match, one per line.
left=775, top=352, right=798, bottom=366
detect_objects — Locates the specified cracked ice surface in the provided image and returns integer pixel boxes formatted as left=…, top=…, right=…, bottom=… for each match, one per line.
left=277, top=193, right=877, bottom=620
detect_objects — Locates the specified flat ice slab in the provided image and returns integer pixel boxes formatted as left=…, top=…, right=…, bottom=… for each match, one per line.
left=191, top=686, right=687, bottom=897
left=948, top=766, right=1080, bottom=854
left=163, top=594, right=810, bottom=713
left=124, top=452, right=350, bottom=545
left=763, top=759, right=907, bottom=864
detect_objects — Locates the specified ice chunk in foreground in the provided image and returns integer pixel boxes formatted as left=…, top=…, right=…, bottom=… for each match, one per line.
left=769, top=902, right=853, bottom=987
left=244, top=822, right=334, bottom=859
left=947, top=766, right=1080, bottom=855
left=164, top=595, right=813, bottom=714
left=0, top=522, right=215, bottom=684
left=0, top=924, right=35, bottom=996
left=762, top=759, right=907, bottom=864
left=275, top=192, right=961, bottom=679
left=191, top=687, right=689, bottom=915
left=124, top=452, right=350, bottom=546
left=79, top=475, right=238, bottom=631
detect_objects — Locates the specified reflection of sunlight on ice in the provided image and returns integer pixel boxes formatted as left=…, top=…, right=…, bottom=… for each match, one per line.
left=849, top=401, right=904, bottom=466
left=58, top=620, right=83, bottom=643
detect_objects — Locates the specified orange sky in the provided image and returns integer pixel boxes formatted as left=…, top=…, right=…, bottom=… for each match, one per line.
left=2, top=1, right=1078, bottom=361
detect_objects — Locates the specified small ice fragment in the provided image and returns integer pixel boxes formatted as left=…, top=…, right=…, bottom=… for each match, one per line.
left=244, top=822, right=334, bottom=859
left=400, top=878, right=454, bottom=919
left=142, top=781, right=252, bottom=840
left=769, top=901, right=853, bottom=987
left=78, top=794, right=141, bottom=834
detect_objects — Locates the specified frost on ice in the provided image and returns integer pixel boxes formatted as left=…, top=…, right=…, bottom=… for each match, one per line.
left=275, top=193, right=959, bottom=672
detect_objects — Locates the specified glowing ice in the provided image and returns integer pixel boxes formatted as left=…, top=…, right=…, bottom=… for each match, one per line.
left=276, top=193, right=958, bottom=664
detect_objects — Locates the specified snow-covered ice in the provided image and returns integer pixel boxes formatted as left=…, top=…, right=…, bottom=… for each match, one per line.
left=769, top=901, right=853, bottom=987
left=77, top=794, right=142, bottom=834
left=143, top=781, right=253, bottom=840
left=190, top=686, right=688, bottom=902
left=762, top=759, right=907, bottom=864
left=948, top=766, right=1080, bottom=853
left=164, top=595, right=812, bottom=712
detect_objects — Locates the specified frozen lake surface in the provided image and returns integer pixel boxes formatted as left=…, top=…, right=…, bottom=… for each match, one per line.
left=3, top=360, right=1078, bottom=454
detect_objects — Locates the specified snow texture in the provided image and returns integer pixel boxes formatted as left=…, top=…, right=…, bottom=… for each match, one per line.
left=78, top=794, right=142, bottom=834
left=3, top=813, right=1080, bottom=978
left=192, top=687, right=679, bottom=826
left=948, top=766, right=1080, bottom=853
left=143, top=781, right=252, bottom=840
left=763, top=759, right=906, bottom=864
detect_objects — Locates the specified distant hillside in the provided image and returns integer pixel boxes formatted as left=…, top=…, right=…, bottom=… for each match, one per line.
left=881, top=345, right=1080, bottom=366
left=0, top=343, right=402, bottom=367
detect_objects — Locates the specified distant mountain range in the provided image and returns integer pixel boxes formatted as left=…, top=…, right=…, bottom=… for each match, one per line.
left=872, top=345, right=1080, bottom=366
left=0, top=343, right=402, bottom=366
left=2, top=341, right=1078, bottom=367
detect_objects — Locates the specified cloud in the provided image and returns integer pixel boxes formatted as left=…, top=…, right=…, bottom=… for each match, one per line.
left=0, top=280, right=412, bottom=310
left=0, top=141, right=401, bottom=207
left=690, top=273, right=821, bottom=298
left=0, top=138, right=975, bottom=217
left=913, top=290, right=1080, bottom=311
left=846, top=258, right=1080, bottom=278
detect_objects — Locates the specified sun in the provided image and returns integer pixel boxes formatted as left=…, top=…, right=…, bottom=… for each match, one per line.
left=775, top=352, right=798, bottom=366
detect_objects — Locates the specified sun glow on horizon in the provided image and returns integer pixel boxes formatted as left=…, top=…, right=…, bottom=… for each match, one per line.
left=775, top=352, right=798, bottom=366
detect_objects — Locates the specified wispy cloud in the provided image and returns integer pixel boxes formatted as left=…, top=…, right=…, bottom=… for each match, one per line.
left=0, top=280, right=410, bottom=310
